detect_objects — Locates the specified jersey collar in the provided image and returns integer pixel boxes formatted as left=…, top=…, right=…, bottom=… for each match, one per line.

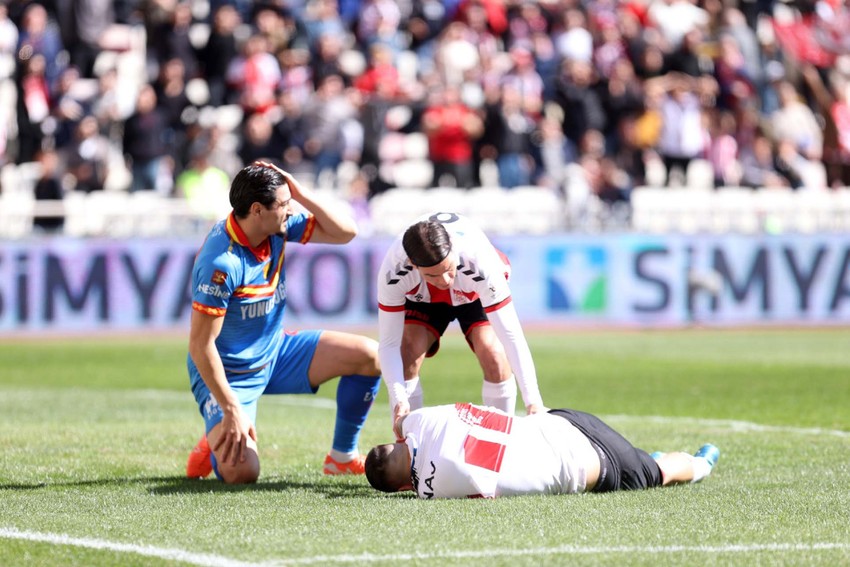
left=225, top=212, right=271, bottom=262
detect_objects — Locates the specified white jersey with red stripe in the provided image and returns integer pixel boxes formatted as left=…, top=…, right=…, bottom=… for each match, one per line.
left=376, top=212, right=511, bottom=311
left=376, top=212, right=544, bottom=412
left=403, top=403, right=595, bottom=499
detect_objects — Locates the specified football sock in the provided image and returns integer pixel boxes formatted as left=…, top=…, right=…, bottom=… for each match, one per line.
left=332, top=374, right=381, bottom=458
left=482, top=377, right=517, bottom=414
left=690, top=455, right=713, bottom=483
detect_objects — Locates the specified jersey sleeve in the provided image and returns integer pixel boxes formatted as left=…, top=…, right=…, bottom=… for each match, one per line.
left=486, top=301, right=544, bottom=409
left=283, top=212, right=317, bottom=244
left=192, top=250, right=238, bottom=317
left=376, top=236, right=415, bottom=309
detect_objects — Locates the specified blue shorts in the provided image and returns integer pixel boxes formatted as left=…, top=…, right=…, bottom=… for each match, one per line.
left=189, top=329, right=323, bottom=434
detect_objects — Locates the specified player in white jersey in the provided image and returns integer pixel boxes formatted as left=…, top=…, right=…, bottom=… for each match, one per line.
left=364, top=403, right=721, bottom=499
left=377, top=212, right=545, bottom=437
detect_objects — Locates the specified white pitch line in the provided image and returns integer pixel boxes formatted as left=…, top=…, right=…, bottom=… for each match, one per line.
left=267, top=542, right=850, bottom=565
left=0, top=527, right=256, bottom=567
left=2, top=527, right=847, bottom=567
left=605, top=414, right=850, bottom=439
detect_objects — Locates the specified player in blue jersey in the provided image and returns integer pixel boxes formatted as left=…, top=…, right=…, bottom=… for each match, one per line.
left=186, top=161, right=382, bottom=483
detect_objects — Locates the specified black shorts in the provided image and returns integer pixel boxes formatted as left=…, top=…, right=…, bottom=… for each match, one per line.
left=548, top=409, right=663, bottom=492
left=404, top=299, right=489, bottom=357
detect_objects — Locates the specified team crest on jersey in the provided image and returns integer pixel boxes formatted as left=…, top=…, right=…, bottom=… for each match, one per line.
left=211, top=270, right=227, bottom=285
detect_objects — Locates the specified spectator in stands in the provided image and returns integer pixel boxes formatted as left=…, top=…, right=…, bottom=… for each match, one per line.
left=553, top=58, right=607, bottom=161
left=422, top=83, right=484, bottom=188
left=272, top=89, right=309, bottom=175
left=56, top=0, right=115, bottom=78
left=554, top=7, right=593, bottom=64
left=33, top=148, right=64, bottom=233
left=302, top=74, right=359, bottom=186
left=651, top=72, right=708, bottom=186
left=15, top=53, right=50, bottom=164
left=65, top=115, right=111, bottom=193
left=228, top=34, right=281, bottom=115
left=480, top=83, right=536, bottom=189
left=200, top=4, right=241, bottom=107
left=311, top=32, right=348, bottom=87
left=740, top=131, right=789, bottom=189
left=122, top=84, right=169, bottom=193
left=175, top=144, right=231, bottom=220
left=406, top=0, right=447, bottom=75
left=707, top=109, right=741, bottom=188
left=238, top=112, right=281, bottom=166
left=0, top=4, right=20, bottom=78
left=771, top=80, right=823, bottom=162
left=155, top=1, right=199, bottom=80
left=16, top=2, right=65, bottom=90
left=154, top=57, right=192, bottom=167
left=52, top=66, right=90, bottom=150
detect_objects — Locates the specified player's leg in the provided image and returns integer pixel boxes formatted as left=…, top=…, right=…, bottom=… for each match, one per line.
left=400, top=301, right=453, bottom=410
left=206, top=416, right=261, bottom=484
left=655, top=444, right=720, bottom=485
left=459, top=302, right=516, bottom=413
left=189, top=365, right=263, bottom=484
left=306, top=331, right=382, bottom=474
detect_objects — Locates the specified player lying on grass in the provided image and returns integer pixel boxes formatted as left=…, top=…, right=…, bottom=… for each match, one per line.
left=365, top=403, right=720, bottom=498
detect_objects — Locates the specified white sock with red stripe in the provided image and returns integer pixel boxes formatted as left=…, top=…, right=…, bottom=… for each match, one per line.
left=482, top=377, right=517, bottom=414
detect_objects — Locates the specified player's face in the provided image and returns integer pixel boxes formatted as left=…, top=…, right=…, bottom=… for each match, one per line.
left=261, top=185, right=293, bottom=234
left=417, top=255, right=456, bottom=290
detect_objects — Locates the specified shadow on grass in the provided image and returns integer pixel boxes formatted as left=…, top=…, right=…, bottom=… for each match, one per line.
left=0, top=475, right=388, bottom=499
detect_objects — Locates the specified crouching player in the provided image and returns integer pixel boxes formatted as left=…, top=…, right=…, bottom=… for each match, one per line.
left=186, top=162, right=381, bottom=483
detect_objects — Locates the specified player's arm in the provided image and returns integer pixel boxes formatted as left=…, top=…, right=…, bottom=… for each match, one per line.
left=485, top=300, right=546, bottom=414
left=188, top=309, right=256, bottom=465
left=262, top=162, right=357, bottom=244
left=378, top=307, right=410, bottom=439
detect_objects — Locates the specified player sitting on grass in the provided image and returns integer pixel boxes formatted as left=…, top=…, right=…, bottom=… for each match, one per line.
left=365, top=403, right=720, bottom=498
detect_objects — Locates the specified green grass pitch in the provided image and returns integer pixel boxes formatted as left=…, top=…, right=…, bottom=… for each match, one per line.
left=1, top=328, right=849, bottom=566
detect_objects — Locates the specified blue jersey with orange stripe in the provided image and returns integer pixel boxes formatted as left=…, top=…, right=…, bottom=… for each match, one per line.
left=191, top=211, right=316, bottom=372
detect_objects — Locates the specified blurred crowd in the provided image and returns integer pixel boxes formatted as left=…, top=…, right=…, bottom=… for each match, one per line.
left=3, top=0, right=850, bottom=232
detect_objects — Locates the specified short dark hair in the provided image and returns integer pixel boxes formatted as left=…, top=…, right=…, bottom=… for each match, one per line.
left=402, top=221, right=451, bottom=268
left=364, top=445, right=400, bottom=493
left=229, top=164, right=285, bottom=217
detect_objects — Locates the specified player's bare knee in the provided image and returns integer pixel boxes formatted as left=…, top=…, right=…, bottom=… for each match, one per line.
left=220, top=460, right=260, bottom=485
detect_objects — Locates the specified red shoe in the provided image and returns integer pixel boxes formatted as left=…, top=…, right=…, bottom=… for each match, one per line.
left=323, top=453, right=366, bottom=475
left=186, top=436, right=213, bottom=479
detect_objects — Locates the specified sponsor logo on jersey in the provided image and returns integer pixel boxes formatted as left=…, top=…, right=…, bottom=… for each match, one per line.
left=546, top=246, right=607, bottom=313
left=240, top=280, right=286, bottom=320
left=211, top=270, right=227, bottom=285
left=203, top=393, right=222, bottom=421
left=197, top=283, right=231, bottom=299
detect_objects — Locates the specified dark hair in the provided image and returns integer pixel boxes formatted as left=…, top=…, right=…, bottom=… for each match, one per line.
left=229, top=164, right=285, bottom=217
left=364, top=445, right=401, bottom=493
left=402, top=221, right=451, bottom=268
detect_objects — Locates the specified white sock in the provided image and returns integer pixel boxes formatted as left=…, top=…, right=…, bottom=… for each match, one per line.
left=329, top=448, right=357, bottom=463
left=482, top=377, right=517, bottom=414
left=690, top=455, right=713, bottom=483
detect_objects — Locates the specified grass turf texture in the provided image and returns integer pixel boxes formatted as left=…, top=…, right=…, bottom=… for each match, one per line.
left=1, top=329, right=849, bottom=566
